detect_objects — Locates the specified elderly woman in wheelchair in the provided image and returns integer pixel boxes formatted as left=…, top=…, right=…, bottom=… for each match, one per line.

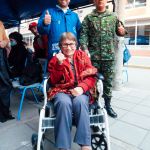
left=47, top=32, right=97, bottom=150
left=33, top=32, right=110, bottom=150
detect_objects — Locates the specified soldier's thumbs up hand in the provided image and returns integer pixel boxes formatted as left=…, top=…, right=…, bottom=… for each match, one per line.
left=117, top=21, right=125, bottom=36
left=44, top=10, right=51, bottom=25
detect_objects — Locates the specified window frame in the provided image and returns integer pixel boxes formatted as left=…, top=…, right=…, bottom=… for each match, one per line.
left=125, top=0, right=146, bottom=9
left=125, top=20, right=150, bottom=46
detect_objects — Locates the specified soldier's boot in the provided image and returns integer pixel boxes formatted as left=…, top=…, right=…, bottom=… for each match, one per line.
left=104, top=98, right=117, bottom=118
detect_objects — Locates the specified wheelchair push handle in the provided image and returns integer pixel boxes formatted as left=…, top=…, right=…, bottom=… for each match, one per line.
left=96, top=73, right=104, bottom=80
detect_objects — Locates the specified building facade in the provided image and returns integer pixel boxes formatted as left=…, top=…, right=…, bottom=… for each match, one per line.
left=124, top=0, right=150, bottom=56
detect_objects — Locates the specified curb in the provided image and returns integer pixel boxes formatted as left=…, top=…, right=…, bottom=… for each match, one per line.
left=126, top=65, right=150, bottom=70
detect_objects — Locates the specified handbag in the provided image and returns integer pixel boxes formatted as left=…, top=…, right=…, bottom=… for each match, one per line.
left=19, top=60, right=43, bottom=86
left=123, top=44, right=131, bottom=64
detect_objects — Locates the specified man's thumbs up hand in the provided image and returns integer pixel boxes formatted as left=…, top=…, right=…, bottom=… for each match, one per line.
left=117, top=21, right=126, bottom=36
left=44, top=10, right=51, bottom=25
left=46, top=10, right=50, bottom=15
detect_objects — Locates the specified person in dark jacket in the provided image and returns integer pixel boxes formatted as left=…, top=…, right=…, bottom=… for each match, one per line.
left=28, top=22, right=48, bottom=59
left=8, top=32, right=28, bottom=78
left=0, top=21, right=14, bottom=122
left=38, top=0, right=81, bottom=60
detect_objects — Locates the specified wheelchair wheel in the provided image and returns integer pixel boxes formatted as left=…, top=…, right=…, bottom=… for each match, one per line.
left=91, top=134, right=107, bottom=150
left=31, top=134, right=38, bottom=150
left=31, top=133, right=44, bottom=150
left=91, top=125, right=100, bottom=133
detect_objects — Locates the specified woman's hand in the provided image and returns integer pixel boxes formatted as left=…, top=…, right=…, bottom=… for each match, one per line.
left=69, top=87, right=84, bottom=97
left=56, top=52, right=66, bottom=64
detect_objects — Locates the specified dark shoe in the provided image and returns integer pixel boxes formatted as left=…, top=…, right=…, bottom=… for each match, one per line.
left=0, top=116, right=15, bottom=123
left=0, top=115, right=7, bottom=123
left=6, top=114, right=15, bottom=120
left=105, top=106, right=117, bottom=118
left=3, top=111, right=15, bottom=121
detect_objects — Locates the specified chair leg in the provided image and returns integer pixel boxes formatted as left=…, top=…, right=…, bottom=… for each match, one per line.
left=37, top=84, right=44, bottom=93
left=103, top=108, right=111, bottom=150
left=37, top=108, right=45, bottom=150
left=126, top=70, right=128, bottom=82
left=17, top=88, right=27, bottom=120
left=122, top=69, right=128, bottom=83
left=30, top=88, right=39, bottom=103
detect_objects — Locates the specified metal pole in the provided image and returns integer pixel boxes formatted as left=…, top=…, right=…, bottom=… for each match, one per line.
left=113, top=0, right=126, bottom=90
left=18, top=20, right=21, bottom=33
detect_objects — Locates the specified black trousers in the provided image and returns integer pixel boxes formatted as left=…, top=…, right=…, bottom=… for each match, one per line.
left=0, top=79, right=11, bottom=117
left=0, top=48, right=12, bottom=121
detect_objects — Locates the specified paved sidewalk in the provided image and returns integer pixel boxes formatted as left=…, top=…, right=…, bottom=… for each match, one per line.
left=0, top=85, right=150, bottom=150
left=128, top=56, right=150, bottom=69
left=110, top=87, right=150, bottom=150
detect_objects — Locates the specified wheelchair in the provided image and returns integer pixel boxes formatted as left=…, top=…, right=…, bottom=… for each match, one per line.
left=31, top=74, right=111, bottom=150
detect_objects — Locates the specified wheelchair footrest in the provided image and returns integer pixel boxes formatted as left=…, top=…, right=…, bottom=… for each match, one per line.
left=90, top=114, right=104, bottom=125
left=42, top=117, right=56, bottom=129
left=41, top=114, right=104, bottom=129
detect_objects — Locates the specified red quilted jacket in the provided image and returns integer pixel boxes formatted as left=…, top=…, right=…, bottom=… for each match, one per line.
left=47, top=50, right=97, bottom=102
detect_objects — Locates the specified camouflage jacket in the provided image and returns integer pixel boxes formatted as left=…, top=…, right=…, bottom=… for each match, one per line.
left=80, top=10, right=124, bottom=61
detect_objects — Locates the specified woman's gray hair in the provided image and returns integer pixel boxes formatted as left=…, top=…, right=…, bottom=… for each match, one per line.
left=59, top=32, right=77, bottom=47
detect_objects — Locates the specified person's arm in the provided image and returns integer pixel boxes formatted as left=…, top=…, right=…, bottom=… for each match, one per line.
left=48, top=56, right=66, bottom=86
left=37, top=9, right=51, bottom=35
left=79, top=16, right=90, bottom=55
left=78, top=55, right=97, bottom=92
left=76, top=14, right=81, bottom=43
left=71, top=52, right=97, bottom=96
left=5, top=44, right=11, bottom=57
left=0, top=21, right=9, bottom=48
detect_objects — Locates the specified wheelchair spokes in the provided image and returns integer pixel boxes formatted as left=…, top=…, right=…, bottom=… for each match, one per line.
left=91, top=134, right=107, bottom=150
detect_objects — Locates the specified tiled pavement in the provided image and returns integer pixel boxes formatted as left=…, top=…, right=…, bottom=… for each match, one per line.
left=110, top=88, right=150, bottom=150
left=0, top=86, right=150, bottom=150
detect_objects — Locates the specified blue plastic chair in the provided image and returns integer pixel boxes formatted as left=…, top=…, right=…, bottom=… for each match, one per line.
left=122, top=62, right=128, bottom=83
left=12, top=58, right=48, bottom=120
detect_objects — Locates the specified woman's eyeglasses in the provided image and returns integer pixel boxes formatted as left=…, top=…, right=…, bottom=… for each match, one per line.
left=61, top=43, right=76, bottom=48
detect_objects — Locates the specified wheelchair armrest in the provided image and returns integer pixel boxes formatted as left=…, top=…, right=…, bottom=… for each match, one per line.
left=96, top=73, right=104, bottom=80
left=43, top=77, right=49, bottom=106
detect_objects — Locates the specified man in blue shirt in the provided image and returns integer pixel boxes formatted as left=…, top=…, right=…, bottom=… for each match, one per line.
left=38, top=0, right=81, bottom=59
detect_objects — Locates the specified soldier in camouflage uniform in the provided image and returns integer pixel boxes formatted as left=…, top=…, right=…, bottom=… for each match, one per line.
left=80, top=0, right=126, bottom=118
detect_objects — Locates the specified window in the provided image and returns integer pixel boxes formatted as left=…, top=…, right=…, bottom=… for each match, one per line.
left=125, top=24, right=150, bottom=46
left=23, top=34, right=34, bottom=48
left=125, top=26, right=136, bottom=45
left=137, top=25, right=150, bottom=45
left=126, top=0, right=146, bottom=9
